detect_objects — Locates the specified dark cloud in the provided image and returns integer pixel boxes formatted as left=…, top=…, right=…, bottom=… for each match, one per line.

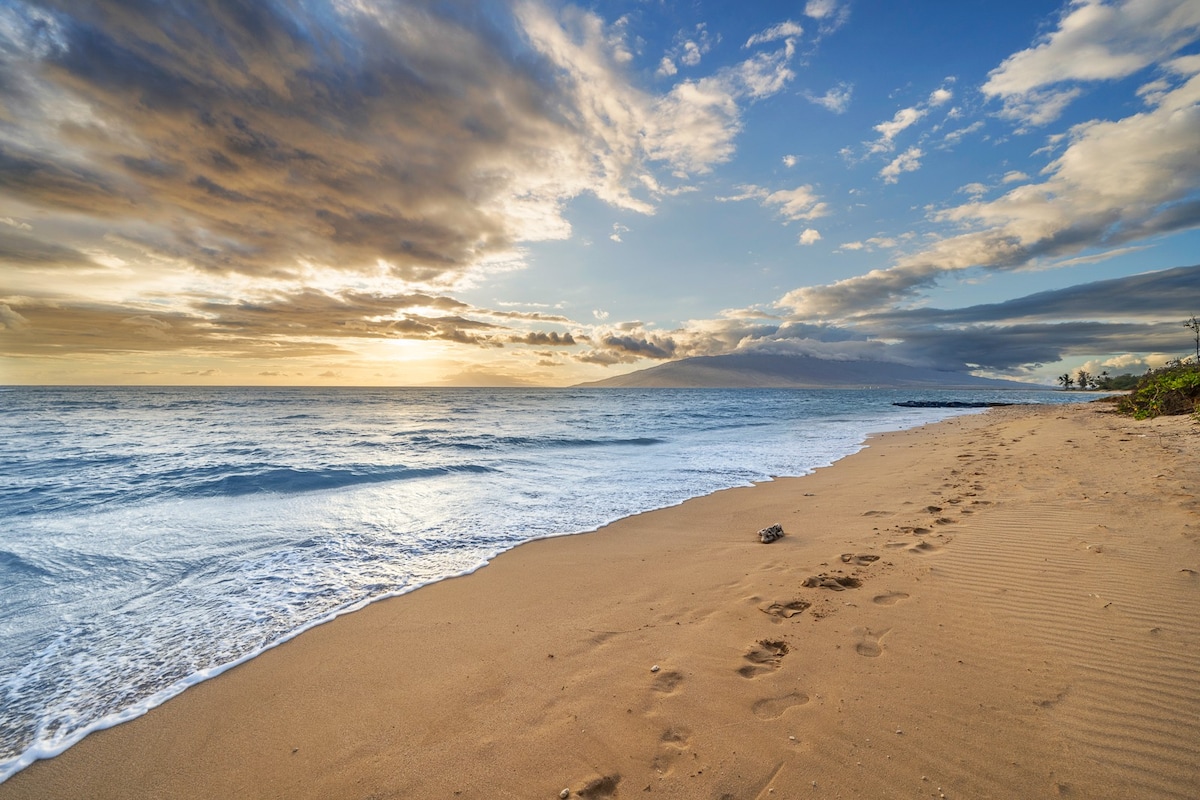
left=1, top=0, right=578, bottom=279
left=872, top=264, right=1200, bottom=326
left=890, top=321, right=1186, bottom=371
left=845, top=264, right=1200, bottom=370
left=0, top=226, right=97, bottom=267
left=600, top=333, right=677, bottom=359
left=0, top=288, right=578, bottom=357
left=511, top=331, right=576, bottom=346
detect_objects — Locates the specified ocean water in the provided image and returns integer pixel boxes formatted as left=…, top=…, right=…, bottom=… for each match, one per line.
left=0, top=386, right=1081, bottom=781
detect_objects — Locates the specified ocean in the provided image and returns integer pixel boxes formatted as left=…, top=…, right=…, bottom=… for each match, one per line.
left=0, top=385, right=1082, bottom=781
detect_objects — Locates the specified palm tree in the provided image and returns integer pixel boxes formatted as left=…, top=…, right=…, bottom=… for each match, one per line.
left=1076, top=369, right=1093, bottom=390
left=1057, top=373, right=1074, bottom=390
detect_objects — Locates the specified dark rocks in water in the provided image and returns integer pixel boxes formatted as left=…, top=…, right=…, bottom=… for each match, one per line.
left=758, top=524, right=784, bottom=543
left=892, top=400, right=1017, bottom=408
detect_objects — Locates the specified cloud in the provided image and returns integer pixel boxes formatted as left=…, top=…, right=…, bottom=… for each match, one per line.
left=510, top=331, right=577, bottom=346
left=744, top=21, right=803, bottom=48
left=611, top=264, right=1200, bottom=376
left=928, top=87, right=953, bottom=106
left=803, top=0, right=849, bottom=32
left=609, top=223, right=629, bottom=243
left=871, top=107, right=927, bottom=153
left=719, top=184, right=828, bottom=222
left=0, top=287, right=588, bottom=358
left=804, top=0, right=840, bottom=20
left=879, top=146, right=923, bottom=183
left=1002, top=170, right=1030, bottom=183
left=866, top=85, right=952, bottom=154
left=782, top=154, right=798, bottom=167
left=0, top=0, right=798, bottom=295
left=983, top=0, right=1200, bottom=125
left=784, top=65, right=1200, bottom=319
left=942, top=120, right=985, bottom=147
left=798, top=228, right=822, bottom=245
left=804, top=82, right=853, bottom=113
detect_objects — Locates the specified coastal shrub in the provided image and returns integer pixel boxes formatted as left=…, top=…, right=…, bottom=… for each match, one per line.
left=1116, top=363, right=1200, bottom=420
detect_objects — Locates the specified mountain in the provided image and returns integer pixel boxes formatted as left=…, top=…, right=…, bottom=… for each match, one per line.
left=573, top=353, right=1037, bottom=389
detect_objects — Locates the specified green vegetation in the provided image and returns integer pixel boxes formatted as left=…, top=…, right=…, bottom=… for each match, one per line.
left=1116, top=362, right=1200, bottom=420
left=1058, top=369, right=1138, bottom=390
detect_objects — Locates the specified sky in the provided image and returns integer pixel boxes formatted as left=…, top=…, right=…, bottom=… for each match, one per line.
left=1, top=0, right=1199, bottom=387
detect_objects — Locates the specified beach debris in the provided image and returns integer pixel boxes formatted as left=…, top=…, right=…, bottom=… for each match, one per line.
left=758, top=524, right=785, bottom=543
left=650, top=664, right=660, bottom=673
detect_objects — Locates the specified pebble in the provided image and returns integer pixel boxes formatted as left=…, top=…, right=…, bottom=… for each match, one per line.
left=559, top=790, right=570, bottom=799
left=650, top=665, right=660, bottom=673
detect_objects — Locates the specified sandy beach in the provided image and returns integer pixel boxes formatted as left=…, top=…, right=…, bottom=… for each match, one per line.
left=3, top=402, right=1198, bottom=799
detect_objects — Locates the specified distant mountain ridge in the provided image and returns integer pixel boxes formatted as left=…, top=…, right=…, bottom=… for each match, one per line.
left=574, top=353, right=1036, bottom=389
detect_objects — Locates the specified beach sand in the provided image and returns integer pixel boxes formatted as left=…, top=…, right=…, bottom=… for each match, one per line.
left=3, top=403, right=1199, bottom=799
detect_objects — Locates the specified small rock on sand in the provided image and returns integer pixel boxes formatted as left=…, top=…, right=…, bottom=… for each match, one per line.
left=758, top=524, right=784, bottom=543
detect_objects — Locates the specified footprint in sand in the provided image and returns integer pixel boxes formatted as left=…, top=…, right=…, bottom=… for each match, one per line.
left=761, top=600, right=811, bottom=620
left=576, top=774, right=621, bottom=798
left=738, top=639, right=789, bottom=678
left=906, top=540, right=941, bottom=555
left=752, top=691, right=810, bottom=720
left=861, top=510, right=893, bottom=517
left=651, top=727, right=692, bottom=776
left=840, top=553, right=880, bottom=566
left=853, top=627, right=889, bottom=657
left=652, top=669, right=685, bottom=694
left=802, top=573, right=862, bottom=590
left=872, top=591, right=909, bottom=606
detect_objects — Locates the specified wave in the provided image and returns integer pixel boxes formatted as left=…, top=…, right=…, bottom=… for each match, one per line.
left=2, top=463, right=496, bottom=518
left=439, top=435, right=667, bottom=450
left=178, top=463, right=494, bottom=498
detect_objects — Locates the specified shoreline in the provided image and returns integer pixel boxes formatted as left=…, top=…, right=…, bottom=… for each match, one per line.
left=0, top=398, right=985, bottom=784
left=3, top=403, right=1198, bottom=799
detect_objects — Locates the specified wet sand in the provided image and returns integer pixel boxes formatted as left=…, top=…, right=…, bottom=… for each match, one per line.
left=3, top=402, right=1199, bottom=799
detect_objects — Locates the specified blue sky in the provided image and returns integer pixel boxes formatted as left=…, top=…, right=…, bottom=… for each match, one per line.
left=1, top=0, right=1198, bottom=385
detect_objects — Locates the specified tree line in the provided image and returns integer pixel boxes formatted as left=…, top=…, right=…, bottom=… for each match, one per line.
left=1059, top=316, right=1200, bottom=391
left=1057, top=370, right=1139, bottom=391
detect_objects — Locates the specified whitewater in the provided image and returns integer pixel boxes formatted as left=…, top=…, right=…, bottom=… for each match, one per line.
left=0, top=386, right=1080, bottom=781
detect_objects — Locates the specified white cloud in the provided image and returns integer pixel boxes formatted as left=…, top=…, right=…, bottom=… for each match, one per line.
left=958, top=182, right=988, bottom=197
left=1001, top=170, right=1030, bottom=183
left=764, top=185, right=829, bottom=222
left=782, top=154, right=798, bottom=167
left=798, top=228, right=822, bottom=245
left=1, top=216, right=33, bottom=231
left=880, top=146, right=923, bottom=183
left=719, top=184, right=828, bottom=223
left=592, top=309, right=609, bottom=321
left=929, top=87, right=953, bottom=106
left=656, top=56, right=677, bottom=77
left=782, top=64, right=1200, bottom=319
left=522, top=3, right=798, bottom=189
left=744, top=20, right=803, bottom=48
left=805, top=0, right=839, bottom=21
left=871, top=107, right=926, bottom=152
left=983, top=0, right=1200, bottom=125
left=942, top=120, right=984, bottom=146
left=609, top=223, right=629, bottom=243
left=864, top=81, right=956, bottom=154
left=804, top=82, right=853, bottom=113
